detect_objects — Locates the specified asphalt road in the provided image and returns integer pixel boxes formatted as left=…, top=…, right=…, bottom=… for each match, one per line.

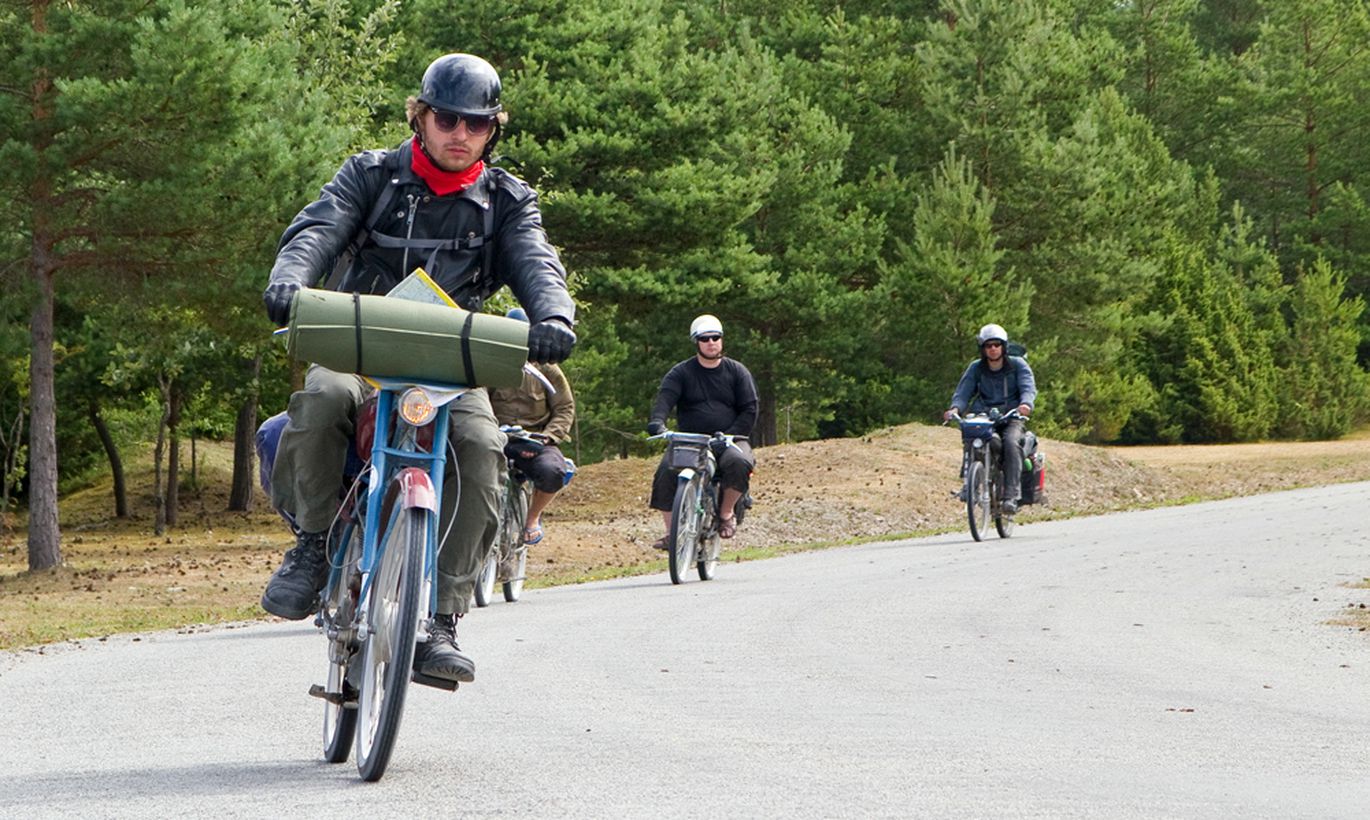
left=2, top=482, right=1368, bottom=818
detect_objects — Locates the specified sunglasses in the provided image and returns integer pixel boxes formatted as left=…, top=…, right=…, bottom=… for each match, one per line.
left=696, top=335, right=723, bottom=343
left=982, top=341, right=1004, bottom=349
left=430, top=109, right=496, bottom=136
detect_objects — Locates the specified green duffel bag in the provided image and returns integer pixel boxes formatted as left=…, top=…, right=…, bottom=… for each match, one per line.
left=285, top=288, right=528, bottom=389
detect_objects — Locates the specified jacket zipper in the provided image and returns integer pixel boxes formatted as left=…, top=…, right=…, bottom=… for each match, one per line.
left=400, top=194, right=419, bottom=275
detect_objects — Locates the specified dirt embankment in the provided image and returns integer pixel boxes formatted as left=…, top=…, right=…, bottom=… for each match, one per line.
left=3, top=423, right=1370, bottom=648
left=541, top=424, right=1370, bottom=576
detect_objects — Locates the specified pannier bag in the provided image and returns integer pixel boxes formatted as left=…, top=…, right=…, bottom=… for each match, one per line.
left=1019, top=451, right=1047, bottom=505
left=256, top=410, right=366, bottom=526
left=668, top=441, right=707, bottom=470
left=286, top=287, right=528, bottom=388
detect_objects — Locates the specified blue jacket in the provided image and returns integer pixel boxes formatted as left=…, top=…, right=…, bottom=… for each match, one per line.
left=950, top=356, right=1037, bottom=414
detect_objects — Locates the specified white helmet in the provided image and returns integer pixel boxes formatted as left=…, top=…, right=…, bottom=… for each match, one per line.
left=690, top=314, right=724, bottom=340
left=977, top=323, right=1008, bottom=347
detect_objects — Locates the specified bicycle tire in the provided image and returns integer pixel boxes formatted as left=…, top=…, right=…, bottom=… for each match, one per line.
left=354, top=505, right=426, bottom=782
left=668, top=475, right=703, bottom=585
left=503, top=485, right=531, bottom=602
left=474, top=547, right=498, bottom=607
left=995, top=469, right=1016, bottom=538
left=322, top=523, right=362, bottom=763
left=503, top=546, right=528, bottom=602
left=697, top=485, right=721, bottom=581
left=967, top=460, right=990, bottom=542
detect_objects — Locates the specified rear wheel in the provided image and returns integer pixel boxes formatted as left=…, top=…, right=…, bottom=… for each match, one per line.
left=668, top=475, right=703, bottom=585
left=321, top=522, right=362, bottom=764
left=354, top=505, right=426, bottom=782
left=967, top=460, right=990, bottom=542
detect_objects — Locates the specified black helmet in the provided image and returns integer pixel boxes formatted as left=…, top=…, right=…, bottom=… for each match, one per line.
left=417, top=53, right=502, bottom=116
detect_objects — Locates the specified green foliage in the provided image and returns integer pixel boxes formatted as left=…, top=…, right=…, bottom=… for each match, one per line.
left=1127, top=232, right=1282, bottom=442
left=5, top=0, right=1370, bottom=517
left=1277, top=259, right=1369, bottom=438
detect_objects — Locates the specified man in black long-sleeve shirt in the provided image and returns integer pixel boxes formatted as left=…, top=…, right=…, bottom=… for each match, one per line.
left=645, top=314, right=758, bottom=546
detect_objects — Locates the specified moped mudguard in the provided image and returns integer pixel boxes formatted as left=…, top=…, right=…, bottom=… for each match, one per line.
left=396, top=466, right=438, bottom=511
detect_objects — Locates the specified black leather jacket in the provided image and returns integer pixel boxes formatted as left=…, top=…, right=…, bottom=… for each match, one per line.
left=268, top=138, right=574, bottom=324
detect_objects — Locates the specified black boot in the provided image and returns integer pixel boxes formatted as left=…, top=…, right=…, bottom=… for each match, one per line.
left=413, top=613, right=475, bottom=683
left=261, top=531, right=329, bottom=620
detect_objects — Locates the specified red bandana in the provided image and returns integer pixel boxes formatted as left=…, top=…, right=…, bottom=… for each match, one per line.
left=411, top=141, right=484, bottom=196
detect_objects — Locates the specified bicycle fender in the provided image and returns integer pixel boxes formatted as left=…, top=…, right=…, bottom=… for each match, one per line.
left=676, top=468, right=696, bottom=482
left=396, top=466, right=438, bottom=512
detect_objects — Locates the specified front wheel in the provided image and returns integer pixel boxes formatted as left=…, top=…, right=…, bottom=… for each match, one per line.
left=995, top=468, right=1016, bottom=539
left=473, top=546, right=498, bottom=607
left=697, top=485, right=721, bottom=581
left=354, top=505, right=426, bottom=782
left=503, top=546, right=528, bottom=602
left=502, top=484, right=531, bottom=602
left=966, top=460, right=990, bottom=542
left=668, top=475, right=703, bottom=585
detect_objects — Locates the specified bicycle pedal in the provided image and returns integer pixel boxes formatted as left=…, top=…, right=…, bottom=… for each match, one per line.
left=411, top=671, right=460, bottom=692
left=308, top=684, right=345, bottom=704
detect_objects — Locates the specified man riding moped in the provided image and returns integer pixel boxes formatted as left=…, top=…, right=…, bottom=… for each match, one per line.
left=943, top=323, right=1037, bottom=516
left=645, top=315, right=758, bottom=547
left=259, top=53, right=576, bottom=685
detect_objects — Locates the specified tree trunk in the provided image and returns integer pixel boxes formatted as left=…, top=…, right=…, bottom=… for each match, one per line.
left=89, top=402, right=128, bottom=518
left=26, top=0, right=61, bottom=570
left=228, top=354, right=262, bottom=511
left=1, top=403, right=26, bottom=516
left=166, top=387, right=181, bottom=529
left=153, top=376, right=169, bottom=536
left=755, top=378, right=778, bottom=447
left=27, top=257, right=61, bottom=569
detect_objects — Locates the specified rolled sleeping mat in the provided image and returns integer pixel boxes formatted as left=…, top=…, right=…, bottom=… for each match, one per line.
left=285, top=287, right=529, bottom=388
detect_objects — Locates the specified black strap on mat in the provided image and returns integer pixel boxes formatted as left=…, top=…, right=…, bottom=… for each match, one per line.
left=352, top=292, right=364, bottom=373
left=459, top=311, right=476, bottom=386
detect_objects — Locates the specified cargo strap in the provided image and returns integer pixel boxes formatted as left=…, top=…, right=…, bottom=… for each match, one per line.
left=352, top=292, right=364, bottom=373
left=459, top=311, right=476, bottom=386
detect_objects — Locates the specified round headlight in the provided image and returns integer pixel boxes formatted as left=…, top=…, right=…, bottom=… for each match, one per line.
left=398, top=387, right=437, bottom=427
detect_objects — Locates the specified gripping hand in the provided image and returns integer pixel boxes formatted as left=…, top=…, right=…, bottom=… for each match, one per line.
left=646, top=420, right=666, bottom=436
left=263, top=282, right=301, bottom=327
left=527, top=318, right=576, bottom=364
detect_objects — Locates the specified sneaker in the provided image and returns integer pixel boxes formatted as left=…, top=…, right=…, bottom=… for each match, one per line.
left=413, top=613, right=476, bottom=683
left=1001, top=499, right=1018, bottom=516
left=261, top=530, right=330, bottom=620
left=953, top=485, right=967, bottom=502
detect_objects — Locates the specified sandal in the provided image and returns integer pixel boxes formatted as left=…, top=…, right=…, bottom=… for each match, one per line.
left=522, top=524, right=544, bottom=545
left=651, top=536, right=670, bottom=551
left=718, top=516, right=737, bottom=539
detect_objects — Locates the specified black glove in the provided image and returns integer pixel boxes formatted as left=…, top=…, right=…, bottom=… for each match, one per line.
left=527, top=318, right=576, bottom=364
left=646, top=420, right=666, bottom=436
left=263, top=281, right=301, bottom=326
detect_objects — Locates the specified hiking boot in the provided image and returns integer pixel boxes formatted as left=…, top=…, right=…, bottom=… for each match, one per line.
left=1001, top=499, right=1018, bottom=516
left=413, top=613, right=475, bottom=683
left=261, top=530, right=330, bottom=620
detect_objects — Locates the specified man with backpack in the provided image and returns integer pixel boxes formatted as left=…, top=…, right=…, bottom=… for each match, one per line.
left=943, top=323, right=1037, bottom=516
left=259, top=53, right=576, bottom=685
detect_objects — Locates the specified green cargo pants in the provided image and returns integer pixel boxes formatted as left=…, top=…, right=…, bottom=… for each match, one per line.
left=270, top=364, right=504, bottom=615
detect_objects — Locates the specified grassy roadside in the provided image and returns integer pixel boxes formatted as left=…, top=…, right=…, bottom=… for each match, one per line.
left=4, top=423, right=1370, bottom=651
